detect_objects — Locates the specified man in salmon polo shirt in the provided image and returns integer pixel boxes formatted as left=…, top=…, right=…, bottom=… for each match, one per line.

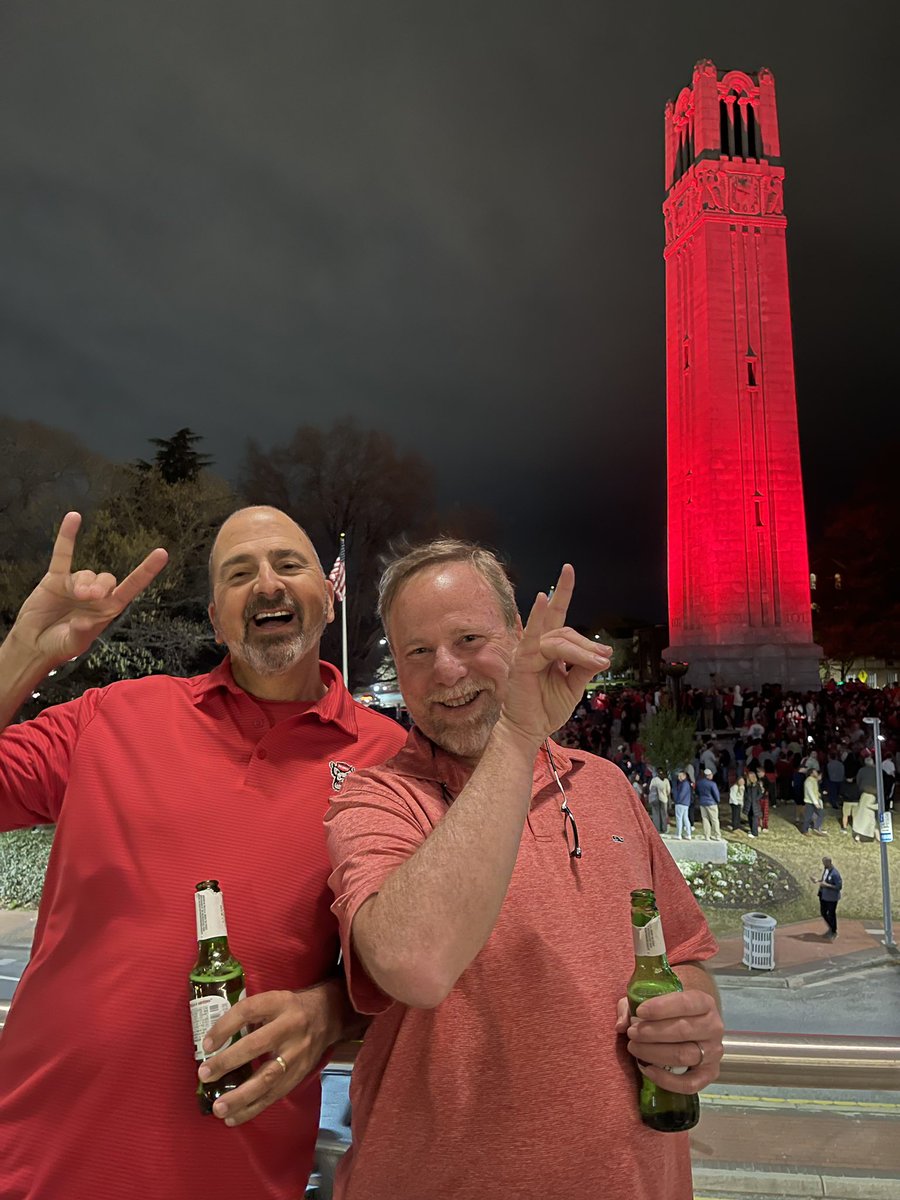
left=326, top=540, right=724, bottom=1200
left=0, top=506, right=406, bottom=1200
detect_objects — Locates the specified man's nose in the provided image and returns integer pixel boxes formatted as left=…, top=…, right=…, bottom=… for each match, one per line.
left=433, top=645, right=466, bottom=687
left=254, top=562, right=282, bottom=595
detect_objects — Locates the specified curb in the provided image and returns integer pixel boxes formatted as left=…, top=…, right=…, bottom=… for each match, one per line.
left=694, top=1165, right=900, bottom=1199
left=712, top=949, right=894, bottom=990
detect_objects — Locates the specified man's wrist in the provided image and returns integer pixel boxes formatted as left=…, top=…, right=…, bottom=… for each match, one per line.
left=490, top=713, right=544, bottom=763
left=1, top=629, right=59, bottom=688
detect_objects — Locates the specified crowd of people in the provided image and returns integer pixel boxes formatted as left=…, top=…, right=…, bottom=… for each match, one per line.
left=556, top=680, right=899, bottom=842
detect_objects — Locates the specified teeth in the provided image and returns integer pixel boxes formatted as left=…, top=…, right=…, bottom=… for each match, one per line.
left=254, top=610, right=292, bottom=622
left=442, top=693, right=478, bottom=708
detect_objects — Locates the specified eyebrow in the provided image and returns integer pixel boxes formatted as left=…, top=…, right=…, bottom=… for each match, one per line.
left=218, top=549, right=311, bottom=575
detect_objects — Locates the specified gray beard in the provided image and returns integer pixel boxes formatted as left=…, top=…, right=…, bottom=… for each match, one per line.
left=420, top=692, right=503, bottom=761
left=233, top=601, right=328, bottom=676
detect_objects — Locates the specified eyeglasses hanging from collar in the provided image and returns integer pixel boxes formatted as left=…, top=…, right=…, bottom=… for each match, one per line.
left=543, top=739, right=582, bottom=859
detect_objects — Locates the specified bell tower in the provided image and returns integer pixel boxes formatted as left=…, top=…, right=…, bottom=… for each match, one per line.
left=662, top=60, right=821, bottom=690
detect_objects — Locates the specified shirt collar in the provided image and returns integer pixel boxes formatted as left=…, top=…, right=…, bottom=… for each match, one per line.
left=387, top=725, right=574, bottom=795
left=191, top=657, right=358, bottom=737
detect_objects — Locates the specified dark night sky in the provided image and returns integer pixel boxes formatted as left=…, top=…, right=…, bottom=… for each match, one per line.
left=0, top=1, right=895, bottom=627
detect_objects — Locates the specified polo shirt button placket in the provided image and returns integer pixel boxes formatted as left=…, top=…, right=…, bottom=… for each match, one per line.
left=256, top=747, right=268, bottom=760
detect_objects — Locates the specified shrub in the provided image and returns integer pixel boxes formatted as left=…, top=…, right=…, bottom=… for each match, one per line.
left=0, top=827, right=54, bottom=908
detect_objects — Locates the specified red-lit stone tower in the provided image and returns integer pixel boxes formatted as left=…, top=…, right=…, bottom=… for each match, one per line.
left=663, top=61, right=821, bottom=690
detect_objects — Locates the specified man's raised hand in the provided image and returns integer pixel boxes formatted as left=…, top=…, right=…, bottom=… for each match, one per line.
left=10, top=512, right=168, bottom=667
left=498, top=564, right=611, bottom=748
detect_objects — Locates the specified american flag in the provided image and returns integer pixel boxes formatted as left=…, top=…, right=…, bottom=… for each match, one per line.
left=328, top=537, right=346, bottom=603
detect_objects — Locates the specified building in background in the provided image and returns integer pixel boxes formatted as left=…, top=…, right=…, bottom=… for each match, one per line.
left=662, top=61, right=821, bottom=690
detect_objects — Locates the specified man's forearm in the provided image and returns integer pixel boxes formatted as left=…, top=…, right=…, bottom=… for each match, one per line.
left=0, top=633, right=55, bottom=733
left=352, top=719, right=538, bottom=1008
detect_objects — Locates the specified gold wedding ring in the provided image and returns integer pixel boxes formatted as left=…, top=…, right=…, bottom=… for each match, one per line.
left=274, top=1054, right=287, bottom=1074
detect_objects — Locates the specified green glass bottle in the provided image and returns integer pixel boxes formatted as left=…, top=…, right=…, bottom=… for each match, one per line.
left=189, top=879, right=253, bottom=1115
left=626, top=887, right=700, bottom=1132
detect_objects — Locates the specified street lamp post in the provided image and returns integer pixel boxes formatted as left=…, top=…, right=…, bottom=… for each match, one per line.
left=863, top=716, right=895, bottom=951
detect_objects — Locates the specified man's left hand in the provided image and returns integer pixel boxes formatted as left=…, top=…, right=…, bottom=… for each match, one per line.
left=199, top=982, right=342, bottom=1126
left=615, top=989, right=724, bottom=1093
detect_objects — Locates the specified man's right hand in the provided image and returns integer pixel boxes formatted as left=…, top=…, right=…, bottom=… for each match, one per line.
left=9, top=512, right=168, bottom=668
left=496, top=564, right=611, bottom=750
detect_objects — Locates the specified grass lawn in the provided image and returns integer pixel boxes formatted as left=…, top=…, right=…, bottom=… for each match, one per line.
left=692, top=804, right=899, bottom=940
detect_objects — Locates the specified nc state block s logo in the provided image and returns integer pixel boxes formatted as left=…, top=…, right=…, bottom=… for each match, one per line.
left=329, top=760, right=355, bottom=792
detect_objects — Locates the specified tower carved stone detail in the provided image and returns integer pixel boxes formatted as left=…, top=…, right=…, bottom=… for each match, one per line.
left=663, top=62, right=821, bottom=689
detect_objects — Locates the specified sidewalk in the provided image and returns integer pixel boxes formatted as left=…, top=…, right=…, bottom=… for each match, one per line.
left=709, top=917, right=897, bottom=989
left=0, top=907, right=37, bottom=950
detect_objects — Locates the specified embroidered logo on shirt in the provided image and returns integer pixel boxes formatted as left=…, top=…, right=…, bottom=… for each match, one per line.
left=611, top=835, right=625, bottom=843
left=329, top=760, right=355, bottom=792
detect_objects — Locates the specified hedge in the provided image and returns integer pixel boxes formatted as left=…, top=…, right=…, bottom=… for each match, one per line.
left=0, top=827, right=54, bottom=909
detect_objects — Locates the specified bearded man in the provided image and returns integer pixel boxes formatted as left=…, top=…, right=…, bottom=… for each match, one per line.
left=326, top=539, right=724, bottom=1200
left=0, top=506, right=405, bottom=1200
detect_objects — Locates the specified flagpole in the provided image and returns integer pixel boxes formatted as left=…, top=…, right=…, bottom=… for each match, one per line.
left=340, top=532, right=349, bottom=687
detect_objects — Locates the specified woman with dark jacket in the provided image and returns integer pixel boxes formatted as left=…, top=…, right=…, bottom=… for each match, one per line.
left=744, top=769, right=765, bottom=839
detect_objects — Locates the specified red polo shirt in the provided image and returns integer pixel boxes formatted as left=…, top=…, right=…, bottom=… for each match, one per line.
left=0, top=659, right=405, bottom=1200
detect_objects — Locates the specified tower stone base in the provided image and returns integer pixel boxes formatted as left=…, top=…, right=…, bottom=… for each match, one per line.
left=664, top=642, right=823, bottom=692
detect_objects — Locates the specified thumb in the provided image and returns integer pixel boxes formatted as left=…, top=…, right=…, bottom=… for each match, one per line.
left=615, top=997, right=630, bottom=1032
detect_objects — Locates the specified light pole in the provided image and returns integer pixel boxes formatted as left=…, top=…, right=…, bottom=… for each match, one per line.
left=863, top=716, right=895, bottom=950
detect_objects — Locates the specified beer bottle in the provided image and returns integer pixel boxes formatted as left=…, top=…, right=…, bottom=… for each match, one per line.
left=190, top=879, right=252, bottom=1114
left=626, top=887, right=700, bottom=1132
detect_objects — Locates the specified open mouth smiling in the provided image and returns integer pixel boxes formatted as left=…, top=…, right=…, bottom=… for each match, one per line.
left=249, top=609, right=296, bottom=631
left=436, top=690, right=483, bottom=710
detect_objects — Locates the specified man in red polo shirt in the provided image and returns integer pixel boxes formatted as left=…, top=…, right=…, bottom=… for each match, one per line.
left=326, top=539, right=724, bottom=1200
left=0, top=506, right=405, bottom=1200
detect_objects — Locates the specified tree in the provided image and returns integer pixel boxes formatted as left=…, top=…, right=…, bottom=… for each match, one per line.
left=14, top=465, right=239, bottom=718
left=640, top=708, right=696, bottom=777
left=0, top=418, right=113, bottom=623
left=239, top=419, right=437, bottom=686
left=136, top=428, right=213, bottom=484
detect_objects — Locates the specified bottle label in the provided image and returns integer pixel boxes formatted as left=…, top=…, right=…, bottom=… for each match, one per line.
left=195, top=888, right=227, bottom=940
left=632, top=914, right=667, bottom=957
left=190, top=988, right=247, bottom=1060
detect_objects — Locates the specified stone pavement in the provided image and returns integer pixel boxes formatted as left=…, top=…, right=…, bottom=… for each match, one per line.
left=709, top=917, right=896, bottom=989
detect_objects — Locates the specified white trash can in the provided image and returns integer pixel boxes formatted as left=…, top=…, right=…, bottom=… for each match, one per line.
left=741, top=912, right=777, bottom=971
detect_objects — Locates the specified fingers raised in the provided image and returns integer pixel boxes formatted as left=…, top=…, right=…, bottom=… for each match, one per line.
left=544, top=564, right=575, bottom=630
left=112, top=548, right=168, bottom=609
left=48, top=512, right=82, bottom=577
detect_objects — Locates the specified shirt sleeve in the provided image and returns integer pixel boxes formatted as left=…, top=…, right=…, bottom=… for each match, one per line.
left=0, top=690, right=104, bottom=830
left=325, top=770, right=432, bottom=1015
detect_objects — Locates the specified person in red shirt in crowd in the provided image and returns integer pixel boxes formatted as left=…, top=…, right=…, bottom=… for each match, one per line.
left=0, top=507, right=406, bottom=1200
left=326, top=540, right=723, bottom=1200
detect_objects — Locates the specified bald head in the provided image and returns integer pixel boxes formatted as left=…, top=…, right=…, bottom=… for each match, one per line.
left=209, top=506, right=322, bottom=596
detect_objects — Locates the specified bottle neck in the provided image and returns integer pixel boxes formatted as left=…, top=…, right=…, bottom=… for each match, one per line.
left=631, top=912, right=668, bottom=960
left=195, top=933, right=231, bottom=967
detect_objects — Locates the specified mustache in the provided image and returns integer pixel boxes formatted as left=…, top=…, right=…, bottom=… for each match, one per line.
left=425, top=679, right=495, bottom=706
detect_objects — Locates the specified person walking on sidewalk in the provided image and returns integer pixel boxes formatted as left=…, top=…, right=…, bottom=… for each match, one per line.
left=810, top=857, right=842, bottom=938
left=698, top=768, right=723, bottom=841
left=802, top=768, right=826, bottom=836
left=648, top=769, right=669, bottom=834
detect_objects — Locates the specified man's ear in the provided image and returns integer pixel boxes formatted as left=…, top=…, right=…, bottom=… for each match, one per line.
left=208, top=601, right=223, bottom=644
left=324, top=579, right=336, bottom=626
left=514, top=613, right=524, bottom=638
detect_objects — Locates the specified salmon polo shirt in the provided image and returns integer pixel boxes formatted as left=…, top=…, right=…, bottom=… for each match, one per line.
left=0, top=658, right=405, bottom=1200
left=326, top=729, right=719, bottom=1200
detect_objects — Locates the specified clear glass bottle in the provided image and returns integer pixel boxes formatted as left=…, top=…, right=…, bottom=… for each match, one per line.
left=626, top=887, right=700, bottom=1132
left=189, top=879, right=252, bottom=1114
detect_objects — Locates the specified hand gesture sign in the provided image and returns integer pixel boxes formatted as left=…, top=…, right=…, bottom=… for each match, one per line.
left=499, top=564, right=611, bottom=749
left=11, top=512, right=168, bottom=667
